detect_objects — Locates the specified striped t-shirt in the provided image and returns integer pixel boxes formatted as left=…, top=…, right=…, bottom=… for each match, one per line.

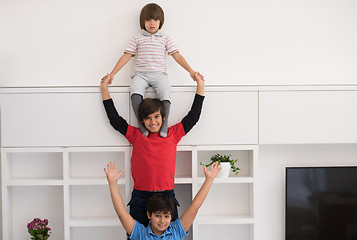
left=124, top=30, right=179, bottom=73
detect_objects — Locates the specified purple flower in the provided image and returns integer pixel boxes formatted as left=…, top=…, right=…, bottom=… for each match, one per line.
left=27, top=218, right=51, bottom=240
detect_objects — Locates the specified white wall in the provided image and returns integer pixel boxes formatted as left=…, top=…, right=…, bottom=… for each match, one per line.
left=2, top=1, right=357, bottom=239
left=257, top=144, right=357, bottom=240
left=1, top=0, right=357, bottom=87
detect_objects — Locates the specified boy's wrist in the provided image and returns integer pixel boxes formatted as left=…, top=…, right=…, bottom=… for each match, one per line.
left=205, top=176, right=215, bottom=181
left=108, top=179, right=118, bottom=186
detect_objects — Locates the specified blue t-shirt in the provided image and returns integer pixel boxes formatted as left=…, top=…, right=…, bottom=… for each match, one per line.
left=129, top=218, right=188, bottom=240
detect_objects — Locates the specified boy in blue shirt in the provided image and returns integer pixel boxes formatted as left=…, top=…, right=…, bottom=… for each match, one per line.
left=104, top=161, right=221, bottom=239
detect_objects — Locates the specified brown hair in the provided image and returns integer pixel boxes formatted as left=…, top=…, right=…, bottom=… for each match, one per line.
left=140, top=3, right=164, bottom=30
left=138, top=98, right=166, bottom=122
left=146, top=193, right=175, bottom=216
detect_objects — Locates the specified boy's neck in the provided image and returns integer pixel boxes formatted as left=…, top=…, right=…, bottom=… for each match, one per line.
left=142, top=29, right=161, bottom=36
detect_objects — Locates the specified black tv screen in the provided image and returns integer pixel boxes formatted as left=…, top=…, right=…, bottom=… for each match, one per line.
left=285, top=167, right=357, bottom=240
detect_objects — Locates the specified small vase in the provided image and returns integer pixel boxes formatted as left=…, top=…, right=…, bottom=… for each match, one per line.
left=216, top=162, right=231, bottom=178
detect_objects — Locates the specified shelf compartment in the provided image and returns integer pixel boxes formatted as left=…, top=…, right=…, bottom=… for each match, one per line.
left=196, top=183, right=254, bottom=217
left=69, top=151, right=127, bottom=179
left=70, top=226, right=126, bottom=240
left=174, top=184, right=193, bottom=240
left=5, top=151, right=63, bottom=181
left=7, top=186, right=64, bottom=240
left=196, top=224, right=253, bottom=240
left=197, top=148, right=255, bottom=178
left=70, top=185, right=125, bottom=219
left=175, top=150, right=192, bottom=179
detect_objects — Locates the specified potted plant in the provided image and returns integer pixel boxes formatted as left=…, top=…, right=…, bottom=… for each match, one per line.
left=200, top=154, right=240, bottom=178
left=27, top=218, right=51, bottom=240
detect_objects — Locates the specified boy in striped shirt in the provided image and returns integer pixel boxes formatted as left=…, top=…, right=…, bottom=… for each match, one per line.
left=103, top=3, right=203, bottom=137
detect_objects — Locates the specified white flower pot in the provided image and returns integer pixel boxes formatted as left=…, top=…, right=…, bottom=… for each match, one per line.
left=216, top=162, right=231, bottom=178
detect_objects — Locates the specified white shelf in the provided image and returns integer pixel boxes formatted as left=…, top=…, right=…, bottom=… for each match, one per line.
left=175, top=177, right=193, bottom=184
left=68, top=178, right=125, bottom=186
left=197, top=176, right=254, bottom=184
left=196, top=215, right=254, bottom=224
left=7, top=178, right=64, bottom=186
left=70, top=217, right=121, bottom=227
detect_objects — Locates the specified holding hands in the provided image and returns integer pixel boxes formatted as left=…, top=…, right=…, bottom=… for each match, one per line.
left=101, top=73, right=115, bottom=85
left=190, top=71, right=205, bottom=82
left=101, top=74, right=111, bottom=87
left=193, top=72, right=204, bottom=84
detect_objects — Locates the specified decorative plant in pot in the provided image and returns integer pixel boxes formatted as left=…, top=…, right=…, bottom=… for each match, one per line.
left=27, top=218, right=51, bottom=240
left=200, top=154, right=240, bottom=178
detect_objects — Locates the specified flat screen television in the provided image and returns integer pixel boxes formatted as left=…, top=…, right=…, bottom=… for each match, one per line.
left=285, top=166, right=357, bottom=240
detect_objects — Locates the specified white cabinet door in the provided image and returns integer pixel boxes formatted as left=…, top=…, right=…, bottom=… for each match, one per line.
left=163, top=91, right=259, bottom=145
left=259, top=91, right=357, bottom=144
left=1, top=92, right=130, bottom=147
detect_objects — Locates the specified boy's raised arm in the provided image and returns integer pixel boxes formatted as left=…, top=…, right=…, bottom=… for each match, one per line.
left=194, top=72, right=205, bottom=96
left=181, top=73, right=205, bottom=134
left=100, top=76, right=129, bottom=135
left=180, top=162, right=221, bottom=232
left=104, top=161, right=135, bottom=235
left=101, top=75, right=112, bottom=100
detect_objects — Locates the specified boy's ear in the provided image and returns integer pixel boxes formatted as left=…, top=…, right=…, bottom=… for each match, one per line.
left=147, top=211, right=151, bottom=219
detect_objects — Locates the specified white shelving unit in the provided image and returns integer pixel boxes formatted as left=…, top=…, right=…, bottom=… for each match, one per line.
left=193, top=145, right=257, bottom=240
left=1, top=145, right=257, bottom=240
left=1, top=147, right=131, bottom=240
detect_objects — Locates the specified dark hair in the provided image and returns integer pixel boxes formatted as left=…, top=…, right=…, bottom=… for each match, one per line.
left=140, top=3, right=164, bottom=30
left=138, top=98, right=165, bottom=122
left=146, top=193, right=175, bottom=216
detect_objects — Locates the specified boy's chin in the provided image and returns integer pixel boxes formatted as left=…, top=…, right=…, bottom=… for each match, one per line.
left=147, top=127, right=161, bottom=133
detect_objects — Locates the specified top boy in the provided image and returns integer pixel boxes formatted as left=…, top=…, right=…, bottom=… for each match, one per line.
left=103, top=3, right=203, bottom=137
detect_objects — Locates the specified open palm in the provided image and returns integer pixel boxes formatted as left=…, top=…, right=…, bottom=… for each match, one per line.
left=104, top=161, right=123, bottom=184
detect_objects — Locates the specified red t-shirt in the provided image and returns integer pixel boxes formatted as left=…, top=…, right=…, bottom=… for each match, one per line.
left=125, top=123, right=186, bottom=191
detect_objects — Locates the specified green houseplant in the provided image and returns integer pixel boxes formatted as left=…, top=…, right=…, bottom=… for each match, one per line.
left=200, top=154, right=240, bottom=176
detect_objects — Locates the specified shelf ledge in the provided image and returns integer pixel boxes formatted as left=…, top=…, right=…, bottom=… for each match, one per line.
left=174, top=177, right=192, bottom=184
left=7, top=179, right=63, bottom=186
left=197, top=177, right=254, bottom=184
left=69, top=178, right=125, bottom=186
left=196, top=215, right=254, bottom=224
left=69, top=217, right=122, bottom=227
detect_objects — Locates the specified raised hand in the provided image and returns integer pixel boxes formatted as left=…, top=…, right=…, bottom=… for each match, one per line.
left=104, top=161, right=124, bottom=184
left=204, top=161, right=222, bottom=180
